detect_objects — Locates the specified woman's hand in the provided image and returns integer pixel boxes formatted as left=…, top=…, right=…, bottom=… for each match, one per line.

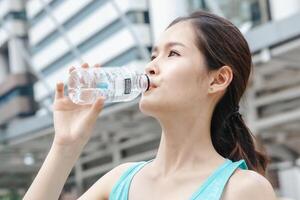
left=24, top=63, right=105, bottom=200
left=53, top=63, right=105, bottom=148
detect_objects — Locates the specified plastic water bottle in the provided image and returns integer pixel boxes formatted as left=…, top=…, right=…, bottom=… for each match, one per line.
left=68, top=67, right=150, bottom=105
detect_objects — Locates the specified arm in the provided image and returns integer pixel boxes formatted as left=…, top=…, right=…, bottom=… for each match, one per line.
left=23, top=144, right=83, bottom=200
left=23, top=63, right=105, bottom=200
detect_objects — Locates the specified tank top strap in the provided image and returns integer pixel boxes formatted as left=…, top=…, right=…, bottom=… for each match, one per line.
left=191, top=159, right=248, bottom=200
left=109, top=160, right=153, bottom=200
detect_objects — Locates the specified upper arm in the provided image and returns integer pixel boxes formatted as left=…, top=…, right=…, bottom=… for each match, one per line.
left=78, top=162, right=136, bottom=200
left=222, top=169, right=278, bottom=200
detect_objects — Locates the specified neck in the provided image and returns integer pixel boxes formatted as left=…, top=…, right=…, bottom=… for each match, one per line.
left=152, top=109, right=225, bottom=176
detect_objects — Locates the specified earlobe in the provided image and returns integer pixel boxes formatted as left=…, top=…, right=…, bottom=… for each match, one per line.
left=208, top=73, right=218, bottom=93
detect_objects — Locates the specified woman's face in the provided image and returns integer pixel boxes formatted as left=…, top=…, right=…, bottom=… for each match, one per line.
left=139, top=21, right=211, bottom=117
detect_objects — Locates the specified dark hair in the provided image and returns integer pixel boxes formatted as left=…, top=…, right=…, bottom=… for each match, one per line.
left=168, top=11, right=268, bottom=175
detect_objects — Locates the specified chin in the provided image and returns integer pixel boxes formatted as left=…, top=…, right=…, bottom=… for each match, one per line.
left=139, top=95, right=182, bottom=118
left=139, top=95, right=165, bottom=117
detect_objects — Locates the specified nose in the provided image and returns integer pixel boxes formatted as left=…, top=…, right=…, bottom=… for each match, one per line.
left=145, top=63, right=159, bottom=76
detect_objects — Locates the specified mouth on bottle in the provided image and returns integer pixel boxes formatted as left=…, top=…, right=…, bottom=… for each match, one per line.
left=149, top=85, right=157, bottom=90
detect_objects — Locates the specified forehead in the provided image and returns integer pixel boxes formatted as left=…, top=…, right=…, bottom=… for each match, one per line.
left=154, top=21, right=197, bottom=50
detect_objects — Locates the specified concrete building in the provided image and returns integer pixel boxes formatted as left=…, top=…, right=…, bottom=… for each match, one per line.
left=0, top=0, right=300, bottom=199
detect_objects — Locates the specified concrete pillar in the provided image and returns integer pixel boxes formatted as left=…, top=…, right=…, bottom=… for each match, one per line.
left=0, top=0, right=37, bottom=125
left=269, top=0, right=300, bottom=21
left=149, top=0, right=189, bottom=43
left=7, top=0, right=29, bottom=74
left=8, top=37, right=28, bottom=74
left=0, top=53, right=9, bottom=84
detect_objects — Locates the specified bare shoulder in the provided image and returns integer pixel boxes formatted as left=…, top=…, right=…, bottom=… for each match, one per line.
left=104, top=162, right=138, bottom=183
left=78, top=162, right=138, bottom=200
left=222, top=169, right=278, bottom=200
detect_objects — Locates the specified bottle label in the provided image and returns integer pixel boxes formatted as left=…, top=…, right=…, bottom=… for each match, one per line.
left=124, top=78, right=131, bottom=94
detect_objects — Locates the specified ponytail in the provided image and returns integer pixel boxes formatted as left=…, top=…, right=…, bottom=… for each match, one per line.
left=211, top=97, right=268, bottom=175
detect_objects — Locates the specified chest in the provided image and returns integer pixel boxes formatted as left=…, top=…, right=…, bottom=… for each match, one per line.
left=128, top=174, right=208, bottom=200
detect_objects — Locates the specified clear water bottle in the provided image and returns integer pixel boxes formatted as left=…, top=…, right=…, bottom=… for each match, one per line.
left=68, top=67, right=150, bottom=105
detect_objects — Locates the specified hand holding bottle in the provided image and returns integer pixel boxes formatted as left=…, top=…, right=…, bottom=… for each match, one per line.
left=53, top=63, right=105, bottom=148
left=23, top=63, right=105, bottom=200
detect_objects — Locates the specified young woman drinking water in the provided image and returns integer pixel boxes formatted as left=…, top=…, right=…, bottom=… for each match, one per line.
left=24, top=11, right=277, bottom=200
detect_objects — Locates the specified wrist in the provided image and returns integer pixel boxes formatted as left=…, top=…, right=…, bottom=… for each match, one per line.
left=50, top=141, right=85, bottom=159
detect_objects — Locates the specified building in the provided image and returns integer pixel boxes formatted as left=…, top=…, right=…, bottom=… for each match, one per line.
left=0, top=0, right=300, bottom=199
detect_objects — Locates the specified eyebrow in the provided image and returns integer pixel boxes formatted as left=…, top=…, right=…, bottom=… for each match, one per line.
left=152, top=42, right=186, bottom=53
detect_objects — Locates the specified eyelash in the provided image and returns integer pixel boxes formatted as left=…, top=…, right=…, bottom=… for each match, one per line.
left=151, top=50, right=180, bottom=61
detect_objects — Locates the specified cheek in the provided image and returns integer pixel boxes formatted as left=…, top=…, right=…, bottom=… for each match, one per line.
left=139, top=59, right=208, bottom=113
left=159, top=70, right=200, bottom=106
left=168, top=65, right=210, bottom=104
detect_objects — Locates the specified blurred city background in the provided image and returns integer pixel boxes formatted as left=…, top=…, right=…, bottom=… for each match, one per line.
left=0, top=0, right=300, bottom=199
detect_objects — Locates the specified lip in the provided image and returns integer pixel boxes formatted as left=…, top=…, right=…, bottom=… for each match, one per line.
left=145, top=77, right=159, bottom=92
left=145, top=84, right=157, bottom=93
left=148, top=86, right=156, bottom=91
left=148, top=82, right=158, bottom=90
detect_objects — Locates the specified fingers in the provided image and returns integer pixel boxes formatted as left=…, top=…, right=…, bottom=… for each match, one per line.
left=69, top=66, right=76, bottom=74
left=69, top=63, right=100, bottom=74
left=81, top=62, right=89, bottom=69
left=94, top=63, right=101, bottom=68
left=55, top=82, right=65, bottom=99
left=89, top=97, right=105, bottom=118
left=69, top=63, right=88, bottom=75
left=66, top=62, right=101, bottom=103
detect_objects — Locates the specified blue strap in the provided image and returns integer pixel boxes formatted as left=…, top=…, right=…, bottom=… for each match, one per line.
left=215, top=160, right=248, bottom=199
left=109, top=161, right=150, bottom=200
left=191, top=160, right=248, bottom=200
left=189, top=159, right=232, bottom=199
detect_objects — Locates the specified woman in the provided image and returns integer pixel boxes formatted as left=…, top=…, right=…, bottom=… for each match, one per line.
left=24, top=11, right=277, bottom=200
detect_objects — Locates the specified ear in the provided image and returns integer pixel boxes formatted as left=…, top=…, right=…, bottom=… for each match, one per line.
left=208, top=66, right=233, bottom=94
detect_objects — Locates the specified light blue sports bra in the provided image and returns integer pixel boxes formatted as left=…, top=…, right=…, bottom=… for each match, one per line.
left=109, top=159, right=248, bottom=200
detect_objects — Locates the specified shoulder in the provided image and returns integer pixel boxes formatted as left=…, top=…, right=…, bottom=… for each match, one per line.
left=101, top=162, right=139, bottom=193
left=78, top=162, right=138, bottom=200
left=106, top=162, right=138, bottom=181
left=222, top=169, right=277, bottom=200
